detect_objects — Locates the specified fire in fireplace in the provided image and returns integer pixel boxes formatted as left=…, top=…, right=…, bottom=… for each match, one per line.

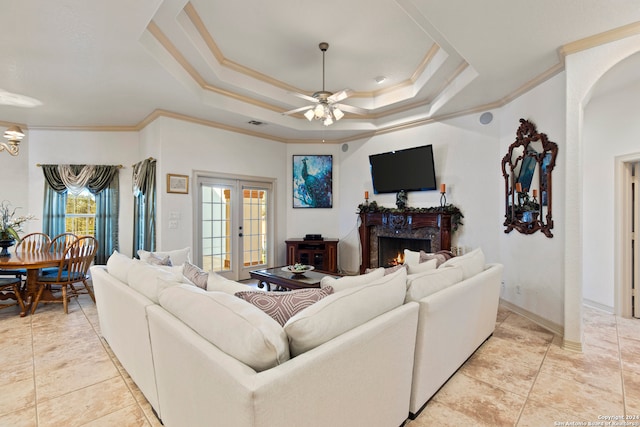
left=378, top=236, right=431, bottom=268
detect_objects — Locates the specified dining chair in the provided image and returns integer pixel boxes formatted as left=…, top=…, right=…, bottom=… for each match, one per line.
left=41, top=233, right=77, bottom=276
left=31, top=235, right=97, bottom=314
left=0, top=277, right=25, bottom=312
left=16, top=232, right=51, bottom=253
left=48, top=233, right=78, bottom=255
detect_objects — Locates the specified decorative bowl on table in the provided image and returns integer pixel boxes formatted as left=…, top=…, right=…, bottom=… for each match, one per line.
left=282, top=264, right=314, bottom=275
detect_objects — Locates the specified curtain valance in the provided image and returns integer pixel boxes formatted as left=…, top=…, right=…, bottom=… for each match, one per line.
left=41, top=164, right=120, bottom=195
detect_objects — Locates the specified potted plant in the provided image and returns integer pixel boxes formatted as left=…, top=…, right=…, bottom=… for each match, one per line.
left=0, top=201, right=35, bottom=256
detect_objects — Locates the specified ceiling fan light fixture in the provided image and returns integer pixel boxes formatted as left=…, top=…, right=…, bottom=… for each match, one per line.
left=304, top=109, right=315, bottom=121
left=323, top=116, right=333, bottom=126
left=333, top=107, right=344, bottom=121
left=314, top=104, right=325, bottom=118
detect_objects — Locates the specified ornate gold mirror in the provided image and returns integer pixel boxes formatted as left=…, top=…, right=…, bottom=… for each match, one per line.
left=501, top=119, right=558, bottom=237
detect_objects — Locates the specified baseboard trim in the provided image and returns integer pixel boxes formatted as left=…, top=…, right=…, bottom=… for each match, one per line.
left=583, top=298, right=614, bottom=314
left=499, top=299, right=564, bottom=337
left=562, top=339, right=583, bottom=353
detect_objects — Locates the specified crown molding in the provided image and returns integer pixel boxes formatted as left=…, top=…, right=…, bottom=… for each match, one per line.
left=25, top=20, right=640, bottom=146
left=559, top=21, right=640, bottom=58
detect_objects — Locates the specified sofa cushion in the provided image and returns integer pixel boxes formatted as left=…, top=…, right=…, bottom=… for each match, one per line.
left=403, top=249, right=421, bottom=266
left=183, top=262, right=208, bottom=289
left=138, top=247, right=191, bottom=266
left=365, top=264, right=407, bottom=276
left=159, top=284, right=290, bottom=372
left=319, top=267, right=384, bottom=292
left=127, top=261, right=184, bottom=303
left=146, top=253, right=172, bottom=266
left=404, top=266, right=464, bottom=303
left=284, top=267, right=407, bottom=357
left=207, top=272, right=250, bottom=294
left=235, top=287, right=334, bottom=326
left=440, top=247, right=485, bottom=280
left=419, top=250, right=454, bottom=267
left=406, top=258, right=438, bottom=275
left=106, top=250, right=137, bottom=285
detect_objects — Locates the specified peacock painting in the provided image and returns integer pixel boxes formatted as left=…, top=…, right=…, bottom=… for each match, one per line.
left=292, top=155, right=333, bottom=208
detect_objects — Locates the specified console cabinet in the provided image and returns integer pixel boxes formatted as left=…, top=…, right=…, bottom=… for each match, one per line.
left=285, top=238, right=338, bottom=273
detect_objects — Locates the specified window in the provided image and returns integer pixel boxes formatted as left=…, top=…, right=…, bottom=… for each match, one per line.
left=65, top=188, right=96, bottom=236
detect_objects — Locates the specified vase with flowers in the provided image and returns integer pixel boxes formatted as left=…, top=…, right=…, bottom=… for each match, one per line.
left=0, top=201, right=36, bottom=257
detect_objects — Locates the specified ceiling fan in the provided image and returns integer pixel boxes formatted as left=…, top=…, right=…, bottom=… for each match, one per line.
left=283, top=42, right=366, bottom=126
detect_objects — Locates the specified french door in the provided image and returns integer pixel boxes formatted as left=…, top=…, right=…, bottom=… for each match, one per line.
left=196, top=175, right=273, bottom=281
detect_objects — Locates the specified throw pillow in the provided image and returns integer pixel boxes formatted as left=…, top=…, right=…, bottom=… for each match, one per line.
left=406, top=257, right=438, bottom=275
left=106, top=250, right=137, bottom=285
left=146, top=253, right=172, bottom=266
left=404, top=266, right=464, bottom=303
left=127, top=262, right=184, bottom=303
left=183, top=261, right=208, bottom=289
left=419, top=250, right=454, bottom=268
left=207, top=272, right=251, bottom=294
left=365, top=264, right=407, bottom=276
left=158, top=284, right=290, bottom=372
left=285, top=267, right=407, bottom=356
left=440, top=247, right=485, bottom=280
left=235, top=287, right=334, bottom=326
left=403, top=249, right=421, bottom=266
left=138, top=247, right=191, bottom=266
left=319, top=267, right=384, bottom=293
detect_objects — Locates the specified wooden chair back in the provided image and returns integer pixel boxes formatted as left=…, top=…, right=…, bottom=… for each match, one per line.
left=53, top=236, right=97, bottom=284
left=16, top=232, right=51, bottom=253
left=48, top=233, right=78, bottom=255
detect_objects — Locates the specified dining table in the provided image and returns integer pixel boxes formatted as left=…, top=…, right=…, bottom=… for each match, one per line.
left=0, top=249, right=63, bottom=316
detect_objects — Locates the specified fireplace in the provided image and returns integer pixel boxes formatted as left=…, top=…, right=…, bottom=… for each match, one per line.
left=378, top=237, right=430, bottom=267
left=358, top=211, right=452, bottom=273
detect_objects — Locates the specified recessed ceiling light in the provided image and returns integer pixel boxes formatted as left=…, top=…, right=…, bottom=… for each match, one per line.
left=374, top=76, right=386, bottom=84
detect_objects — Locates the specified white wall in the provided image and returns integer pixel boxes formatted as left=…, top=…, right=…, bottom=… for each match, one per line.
left=498, top=73, right=567, bottom=327
left=0, top=135, right=30, bottom=221
left=285, top=143, right=342, bottom=240
left=148, top=117, right=290, bottom=265
left=337, top=114, right=502, bottom=274
left=583, top=66, right=640, bottom=309
left=25, top=129, right=139, bottom=256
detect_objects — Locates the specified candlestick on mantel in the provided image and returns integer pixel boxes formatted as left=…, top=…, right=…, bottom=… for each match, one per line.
left=440, top=183, right=446, bottom=193
left=365, top=191, right=369, bottom=199
left=439, top=183, right=447, bottom=207
left=532, top=189, right=538, bottom=198
left=515, top=182, right=522, bottom=193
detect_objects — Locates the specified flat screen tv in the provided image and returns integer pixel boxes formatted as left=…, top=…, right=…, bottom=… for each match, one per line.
left=369, top=144, right=437, bottom=194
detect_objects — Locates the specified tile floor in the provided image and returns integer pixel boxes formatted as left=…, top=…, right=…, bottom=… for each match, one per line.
left=0, top=293, right=638, bottom=426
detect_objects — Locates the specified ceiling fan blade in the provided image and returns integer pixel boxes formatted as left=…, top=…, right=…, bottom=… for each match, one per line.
left=289, top=91, right=318, bottom=103
left=328, top=89, right=352, bottom=103
left=283, top=105, right=314, bottom=115
left=334, top=103, right=367, bottom=116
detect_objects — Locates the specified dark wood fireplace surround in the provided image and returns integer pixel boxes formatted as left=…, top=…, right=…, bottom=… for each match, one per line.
left=358, top=212, right=452, bottom=274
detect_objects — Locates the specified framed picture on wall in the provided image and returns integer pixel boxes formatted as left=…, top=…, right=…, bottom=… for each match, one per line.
left=167, top=174, right=189, bottom=194
left=292, top=155, right=333, bottom=208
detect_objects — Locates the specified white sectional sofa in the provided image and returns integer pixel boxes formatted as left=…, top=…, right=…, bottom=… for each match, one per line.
left=403, top=248, right=503, bottom=417
left=91, top=246, right=502, bottom=426
left=91, top=253, right=419, bottom=427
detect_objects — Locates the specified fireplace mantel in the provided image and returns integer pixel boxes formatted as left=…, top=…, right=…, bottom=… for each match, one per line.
left=358, top=211, right=452, bottom=273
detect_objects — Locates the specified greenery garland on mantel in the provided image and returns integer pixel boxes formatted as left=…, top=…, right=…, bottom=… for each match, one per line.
left=356, top=201, right=464, bottom=233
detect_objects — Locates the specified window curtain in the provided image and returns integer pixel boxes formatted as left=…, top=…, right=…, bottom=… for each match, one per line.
left=132, top=158, right=156, bottom=255
left=42, top=164, right=68, bottom=238
left=41, top=164, right=120, bottom=264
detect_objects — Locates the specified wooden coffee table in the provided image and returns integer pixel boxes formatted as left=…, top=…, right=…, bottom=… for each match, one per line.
left=250, top=266, right=340, bottom=291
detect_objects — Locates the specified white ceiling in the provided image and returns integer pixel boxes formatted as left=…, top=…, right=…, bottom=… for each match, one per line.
left=1, top=0, right=640, bottom=143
